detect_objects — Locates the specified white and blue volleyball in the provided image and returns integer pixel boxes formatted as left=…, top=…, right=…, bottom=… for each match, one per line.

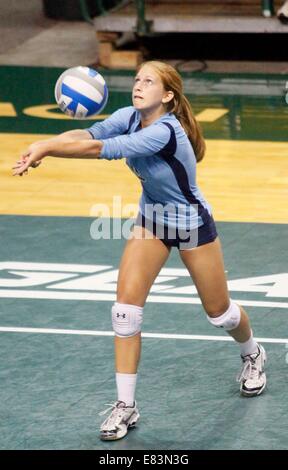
left=54, top=66, right=108, bottom=119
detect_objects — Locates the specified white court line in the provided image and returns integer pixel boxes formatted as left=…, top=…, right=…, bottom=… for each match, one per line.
left=0, top=326, right=287, bottom=344
left=0, top=262, right=110, bottom=272
left=0, top=290, right=287, bottom=309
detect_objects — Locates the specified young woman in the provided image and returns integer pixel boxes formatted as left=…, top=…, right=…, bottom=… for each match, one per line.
left=13, top=61, right=267, bottom=441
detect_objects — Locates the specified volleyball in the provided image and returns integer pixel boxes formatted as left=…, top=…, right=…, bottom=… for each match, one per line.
left=54, top=66, right=108, bottom=119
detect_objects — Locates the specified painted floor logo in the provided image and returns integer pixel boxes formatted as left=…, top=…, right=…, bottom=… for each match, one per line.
left=0, top=262, right=287, bottom=309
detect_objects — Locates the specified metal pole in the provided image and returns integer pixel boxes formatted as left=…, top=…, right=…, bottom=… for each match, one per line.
left=135, top=0, right=152, bottom=35
left=78, top=0, right=94, bottom=24
left=261, top=0, right=275, bottom=17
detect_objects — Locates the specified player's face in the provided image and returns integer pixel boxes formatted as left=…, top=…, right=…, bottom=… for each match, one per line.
left=132, top=65, right=171, bottom=113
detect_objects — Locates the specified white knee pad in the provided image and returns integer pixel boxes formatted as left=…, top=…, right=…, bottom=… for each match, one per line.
left=112, top=302, right=143, bottom=337
left=207, top=301, right=241, bottom=331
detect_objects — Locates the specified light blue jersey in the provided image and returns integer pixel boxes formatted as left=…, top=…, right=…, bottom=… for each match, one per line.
left=87, top=106, right=212, bottom=229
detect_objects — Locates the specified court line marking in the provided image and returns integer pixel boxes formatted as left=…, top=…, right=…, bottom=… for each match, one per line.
left=0, top=290, right=287, bottom=309
left=0, top=326, right=287, bottom=344
left=0, top=102, right=17, bottom=117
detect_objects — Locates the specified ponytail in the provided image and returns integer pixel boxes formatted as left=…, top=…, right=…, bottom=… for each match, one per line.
left=169, top=95, right=206, bottom=163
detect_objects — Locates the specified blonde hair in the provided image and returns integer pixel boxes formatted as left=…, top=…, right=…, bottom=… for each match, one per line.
left=138, top=60, right=206, bottom=162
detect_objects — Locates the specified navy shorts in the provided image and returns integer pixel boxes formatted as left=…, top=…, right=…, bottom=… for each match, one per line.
left=135, top=212, right=218, bottom=250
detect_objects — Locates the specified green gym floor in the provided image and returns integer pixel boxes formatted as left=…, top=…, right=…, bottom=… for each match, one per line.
left=0, top=66, right=288, bottom=450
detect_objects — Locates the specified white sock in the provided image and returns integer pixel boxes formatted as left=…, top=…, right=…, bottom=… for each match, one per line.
left=238, top=332, right=258, bottom=357
left=116, top=373, right=137, bottom=407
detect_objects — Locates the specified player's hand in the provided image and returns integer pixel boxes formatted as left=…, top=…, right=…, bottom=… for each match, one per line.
left=12, top=142, right=50, bottom=176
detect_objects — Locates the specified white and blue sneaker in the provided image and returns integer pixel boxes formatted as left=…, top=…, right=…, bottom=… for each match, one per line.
left=99, top=400, right=140, bottom=441
left=237, top=344, right=267, bottom=397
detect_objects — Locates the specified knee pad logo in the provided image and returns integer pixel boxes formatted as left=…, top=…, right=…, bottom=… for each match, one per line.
left=116, top=313, right=126, bottom=319
left=112, top=304, right=143, bottom=337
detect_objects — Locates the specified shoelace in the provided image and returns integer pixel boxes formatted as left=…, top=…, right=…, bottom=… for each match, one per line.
left=99, top=402, right=127, bottom=429
left=237, top=357, right=259, bottom=383
left=99, top=403, right=119, bottom=417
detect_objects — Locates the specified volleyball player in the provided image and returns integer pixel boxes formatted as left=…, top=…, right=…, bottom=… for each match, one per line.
left=13, top=61, right=267, bottom=442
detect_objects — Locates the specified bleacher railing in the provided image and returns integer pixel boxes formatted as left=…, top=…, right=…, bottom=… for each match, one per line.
left=78, top=0, right=276, bottom=33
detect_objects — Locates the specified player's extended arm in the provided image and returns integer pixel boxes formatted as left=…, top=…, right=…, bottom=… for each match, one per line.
left=12, top=138, right=103, bottom=176
left=49, top=129, right=93, bottom=141
left=29, top=129, right=93, bottom=148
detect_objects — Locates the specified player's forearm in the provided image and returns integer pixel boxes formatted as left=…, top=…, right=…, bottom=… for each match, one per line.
left=48, top=139, right=103, bottom=159
left=50, top=129, right=92, bottom=142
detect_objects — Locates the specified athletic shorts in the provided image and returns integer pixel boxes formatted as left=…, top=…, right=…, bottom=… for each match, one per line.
left=134, top=212, right=218, bottom=250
